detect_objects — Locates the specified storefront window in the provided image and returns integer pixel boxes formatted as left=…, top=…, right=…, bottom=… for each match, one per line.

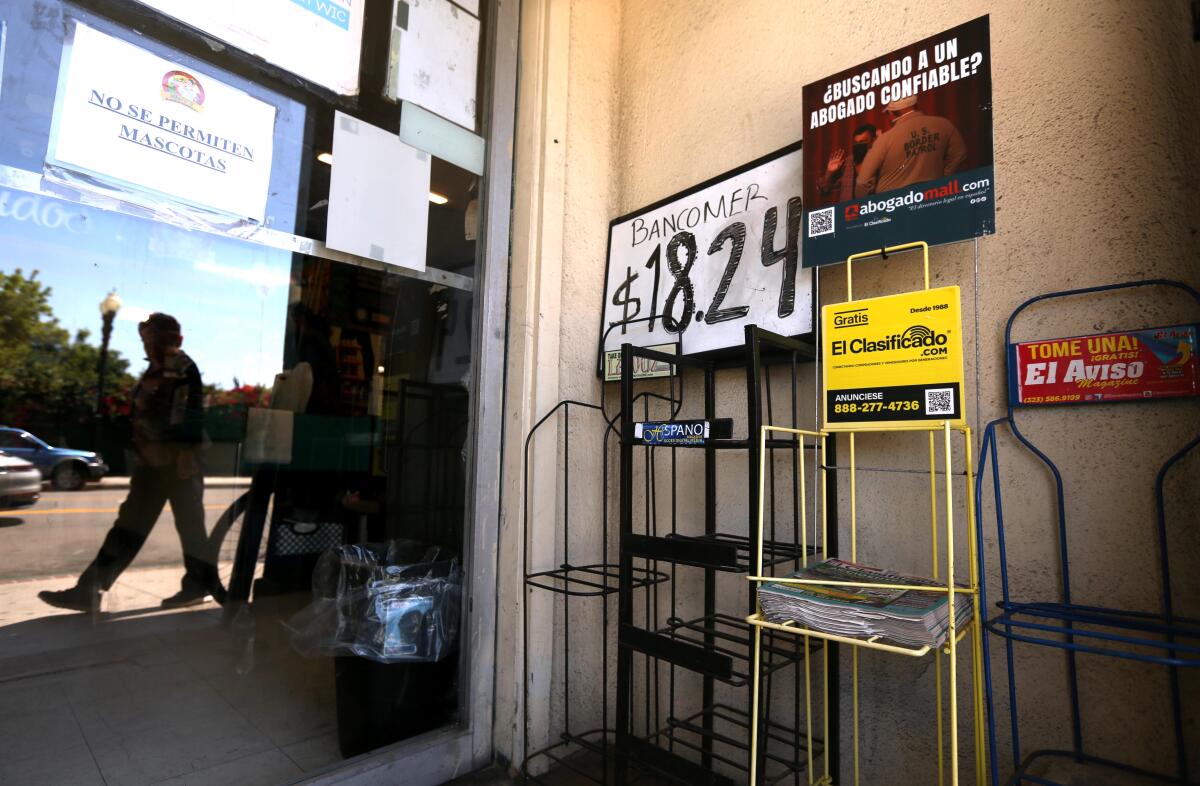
left=0, top=1, right=488, bottom=783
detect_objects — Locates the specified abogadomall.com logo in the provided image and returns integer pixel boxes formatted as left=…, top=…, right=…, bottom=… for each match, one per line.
left=844, top=189, right=927, bottom=221
left=843, top=177, right=990, bottom=222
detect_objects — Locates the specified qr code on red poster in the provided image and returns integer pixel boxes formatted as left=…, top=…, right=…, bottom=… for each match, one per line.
left=808, top=207, right=835, bottom=237
left=924, top=388, right=955, bottom=416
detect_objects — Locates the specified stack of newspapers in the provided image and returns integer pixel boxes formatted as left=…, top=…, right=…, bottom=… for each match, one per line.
left=757, top=559, right=973, bottom=649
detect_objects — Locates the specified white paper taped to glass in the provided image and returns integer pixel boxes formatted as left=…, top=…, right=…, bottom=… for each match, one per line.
left=133, top=0, right=365, bottom=96
left=327, top=111, right=431, bottom=273
left=46, top=22, right=277, bottom=223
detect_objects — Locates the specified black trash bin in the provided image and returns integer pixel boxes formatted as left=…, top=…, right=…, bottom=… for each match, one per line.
left=334, top=651, right=458, bottom=757
left=284, top=541, right=462, bottom=757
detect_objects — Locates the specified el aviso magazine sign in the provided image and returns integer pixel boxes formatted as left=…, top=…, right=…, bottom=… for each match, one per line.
left=1012, top=325, right=1198, bottom=406
left=822, top=287, right=966, bottom=429
left=48, top=22, right=277, bottom=222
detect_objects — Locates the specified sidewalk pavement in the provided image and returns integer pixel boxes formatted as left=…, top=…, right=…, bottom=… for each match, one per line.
left=0, top=563, right=343, bottom=785
left=0, top=564, right=223, bottom=637
left=95, top=475, right=253, bottom=489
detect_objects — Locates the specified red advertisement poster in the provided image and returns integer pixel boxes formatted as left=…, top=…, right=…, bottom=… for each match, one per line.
left=1012, top=325, right=1198, bottom=406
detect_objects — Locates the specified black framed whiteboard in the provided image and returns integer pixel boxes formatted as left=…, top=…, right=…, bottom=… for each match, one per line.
left=598, top=141, right=814, bottom=375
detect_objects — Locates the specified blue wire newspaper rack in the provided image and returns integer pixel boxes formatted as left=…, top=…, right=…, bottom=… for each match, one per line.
left=975, top=279, right=1200, bottom=786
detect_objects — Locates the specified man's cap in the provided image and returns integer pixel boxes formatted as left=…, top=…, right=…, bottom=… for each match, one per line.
left=886, top=94, right=918, bottom=112
left=139, top=312, right=182, bottom=335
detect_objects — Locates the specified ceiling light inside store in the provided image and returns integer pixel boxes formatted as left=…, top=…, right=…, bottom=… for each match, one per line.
left=428, top=192, right=449, bottom=205
left=317, top=152, right=333, bottom=165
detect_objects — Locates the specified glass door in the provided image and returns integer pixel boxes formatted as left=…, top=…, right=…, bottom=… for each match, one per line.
left=0, top=1, right=513, bottom=782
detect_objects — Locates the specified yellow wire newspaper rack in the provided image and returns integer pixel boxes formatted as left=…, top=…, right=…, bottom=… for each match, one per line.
left=746, top=243, right=986, bottom=786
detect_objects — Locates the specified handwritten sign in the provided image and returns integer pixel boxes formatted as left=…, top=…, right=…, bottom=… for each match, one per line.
left=599, top=143, right=812, bottom=370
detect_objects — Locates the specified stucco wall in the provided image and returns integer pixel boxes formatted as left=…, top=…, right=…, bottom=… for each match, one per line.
left=500, top=1, right=1200, bottom=782
left=497, top=0, right=623, bottom=769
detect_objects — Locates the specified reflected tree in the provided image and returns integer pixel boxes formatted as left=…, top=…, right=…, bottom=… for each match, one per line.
left=0, top=268, right=136, bottom=428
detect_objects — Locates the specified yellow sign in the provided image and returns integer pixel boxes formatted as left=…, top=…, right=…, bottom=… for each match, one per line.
left=822, top=286, right=965, bottom=430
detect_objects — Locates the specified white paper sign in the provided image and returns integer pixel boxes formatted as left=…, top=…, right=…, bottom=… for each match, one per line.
left=327, top=112, right=431, bottom=272
left=48, top=23, right=277, bottom=222
left=600, top=144, right=812, bottom=363
left=389, top=0, right=480, bottom=129
left=135, top=0, right=364, bottom=96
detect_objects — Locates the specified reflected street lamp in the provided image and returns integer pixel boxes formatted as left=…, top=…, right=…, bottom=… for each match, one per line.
left=95, top=291, right=122, bottom=450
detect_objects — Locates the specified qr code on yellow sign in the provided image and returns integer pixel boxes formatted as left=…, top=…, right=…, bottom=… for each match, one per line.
left=924, top=388, right=955, bottom=416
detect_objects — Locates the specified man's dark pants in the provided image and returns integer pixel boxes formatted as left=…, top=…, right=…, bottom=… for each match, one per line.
left=78, top=464, right=218, bottom=594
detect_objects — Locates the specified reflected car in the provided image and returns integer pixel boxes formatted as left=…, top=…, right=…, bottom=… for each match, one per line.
left=0, top=453, right=41, bottom=509
left=0, top=427, right=109, bottom=491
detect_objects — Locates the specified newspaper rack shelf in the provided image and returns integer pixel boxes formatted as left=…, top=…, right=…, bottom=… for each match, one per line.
left=975, top=279, right=1200, bottom=786
left=745, top=422, right=987, bottom=786
left=614, top=330, right=835, bottom=786
left=746, top=242, right=987, bottom=786
left=521, top=399, right=670, bottom=785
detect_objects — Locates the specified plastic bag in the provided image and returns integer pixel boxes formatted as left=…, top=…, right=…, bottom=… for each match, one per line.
left=285, top=540, right=461, bottom=663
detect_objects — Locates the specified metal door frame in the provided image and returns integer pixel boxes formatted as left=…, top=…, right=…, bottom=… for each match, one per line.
left=297, top=0, right=516, bottom=782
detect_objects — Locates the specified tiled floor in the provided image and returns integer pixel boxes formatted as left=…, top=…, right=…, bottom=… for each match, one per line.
left=1030, top=759, right=1168, bottom=786
left=0, top=568, right=343, bottom=786
left=445, top=759, right=608, bottom=786
left=457, top=748, right=676, bottom=786
left=464, top=753, right=1167, bottom=786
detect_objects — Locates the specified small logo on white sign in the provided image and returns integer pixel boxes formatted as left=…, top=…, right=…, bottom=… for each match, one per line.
left=161, top=70, right=205, bottom=112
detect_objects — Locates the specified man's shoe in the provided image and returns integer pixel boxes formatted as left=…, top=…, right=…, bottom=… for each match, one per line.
left=161, top=587, right=214, bottom=609
left=38, top=586, right=101, bottom=613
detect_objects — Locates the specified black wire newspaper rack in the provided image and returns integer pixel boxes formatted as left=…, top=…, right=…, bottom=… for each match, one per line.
left=521, top=398, right=668, bottom=785
left=520, top=325, right=839, bottom=785
left=610, top=328, right=837, bottom=786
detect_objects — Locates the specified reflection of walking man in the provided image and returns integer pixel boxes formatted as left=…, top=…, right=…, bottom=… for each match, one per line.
left=40, top=313, right=222, bottom=612
left=855, top=95, right=967, bottom=198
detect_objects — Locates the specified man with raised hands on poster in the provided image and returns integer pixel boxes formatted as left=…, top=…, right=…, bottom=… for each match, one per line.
left=855, top=94, right=967, bottom=198
left=817, top=123, right=879, bottom=203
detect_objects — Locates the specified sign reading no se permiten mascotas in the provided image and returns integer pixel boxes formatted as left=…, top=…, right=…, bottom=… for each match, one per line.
left=48, top=22, right=277, bottom=222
